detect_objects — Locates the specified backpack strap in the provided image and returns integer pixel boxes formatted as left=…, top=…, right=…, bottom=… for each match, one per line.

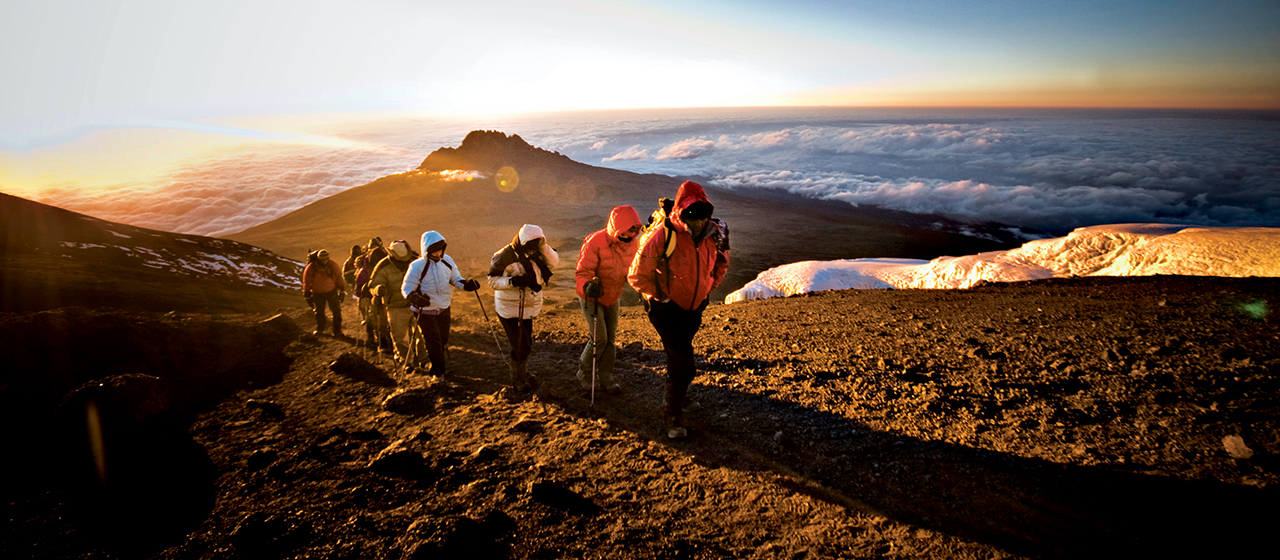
left=661, top=219, right=677, bottom=260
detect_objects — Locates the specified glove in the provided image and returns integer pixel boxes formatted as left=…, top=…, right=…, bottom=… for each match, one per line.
left=304, top=292, right=314, bottom=309
left=584, top=279, right=603, bottom=299
left=462, top=278, right=481, bottom=292
left=407, top=291, right=430, bottom=308
left=510, top=274, right=535, bottom=289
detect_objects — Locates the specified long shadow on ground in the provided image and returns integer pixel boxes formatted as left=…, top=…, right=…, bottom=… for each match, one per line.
left=517, top=338, right=1278, bottom=560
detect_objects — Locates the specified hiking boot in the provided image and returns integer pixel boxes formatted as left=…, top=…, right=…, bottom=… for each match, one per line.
left=578, top=369, right=622, bottom=395
left=665, top=415, right=687, bottom=439
left=662, top=396, right=699, bottom=410
left=512, top=361, right=532, bottom=392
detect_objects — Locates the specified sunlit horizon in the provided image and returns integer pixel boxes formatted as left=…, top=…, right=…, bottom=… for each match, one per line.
left=3, top=1, right=1277, bottom=236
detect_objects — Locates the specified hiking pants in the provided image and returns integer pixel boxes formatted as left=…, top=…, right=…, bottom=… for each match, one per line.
left=313, top=290, right=343, bottom=334
left=647, top=299, right=705, bottom=410
left=499, top=316, right=534, bottom=362
left=385, top=305, right=411, bottom=350
left=579, top=300, right=619, bottom=381
left=415, top=307, right=451, bottom=373
left=358, top=296, right=374, bottom=328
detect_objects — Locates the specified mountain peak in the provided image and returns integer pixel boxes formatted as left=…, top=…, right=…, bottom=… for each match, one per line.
left=418, top=129, right=579, bottom=173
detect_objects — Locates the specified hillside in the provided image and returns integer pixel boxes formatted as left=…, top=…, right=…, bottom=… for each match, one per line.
left=3, top=131, right=1276, bottom=559
left=0, top=192, right=301, bottom=314
left=227, top=130, right=1024, bottom=301
left=3, top=275, right=1277, bottom=559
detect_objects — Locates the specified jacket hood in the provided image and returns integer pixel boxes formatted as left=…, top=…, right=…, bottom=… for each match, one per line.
left=516, top=224, right=544, bottom=246
left=669, top=181, right=713, bottom=233
left=420, top=230, right=446, bottom=255
left=606, top=206, right=642, bottom=238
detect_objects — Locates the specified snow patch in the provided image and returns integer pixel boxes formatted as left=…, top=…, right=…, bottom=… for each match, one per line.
left=727, top=224, right=1280, bottom=303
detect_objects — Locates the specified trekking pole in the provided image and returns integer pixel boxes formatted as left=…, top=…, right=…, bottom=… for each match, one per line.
left=402, top=317, right=423, bottom=376
left=517, top=288, right=526, bottom=368
left=474, top=290, right=510, bottom=368
left=590, top=299, right=599, bottom=408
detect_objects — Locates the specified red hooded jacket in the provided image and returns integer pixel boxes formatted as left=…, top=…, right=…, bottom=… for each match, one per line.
left=628, top=181, right=729, bottom=311
left=302, top=258, right=346, bottom=295
left=576, top=206, right=643, bottom=306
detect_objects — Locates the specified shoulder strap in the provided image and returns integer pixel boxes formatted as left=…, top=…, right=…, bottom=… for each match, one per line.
left=659, top=218, right=677, bottom=261
left=413, top=261, right=428, bottom=294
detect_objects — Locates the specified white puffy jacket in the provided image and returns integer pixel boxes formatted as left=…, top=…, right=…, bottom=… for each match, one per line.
left=488, top=224, right=559, bottom=319
left=401, top=230, right=466, bottom=313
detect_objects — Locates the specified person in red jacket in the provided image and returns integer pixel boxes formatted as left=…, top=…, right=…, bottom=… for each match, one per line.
left=628, top=181, right=728, bottom=439
left=575, top=205, right=643, bottom=395
left=302, top=249, right=348, bottom=337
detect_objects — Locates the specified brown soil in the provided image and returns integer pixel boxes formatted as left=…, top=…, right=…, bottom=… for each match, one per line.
left=5, top=276, right=1278, bottom=559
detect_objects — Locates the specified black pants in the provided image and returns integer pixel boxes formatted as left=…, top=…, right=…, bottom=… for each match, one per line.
left=415, top=307, right=451, bottom=373
left=313, top=290, right=343, bottom=334
left=647, top=300, right=705, bottom=410
left=499, top=316, right=534, bottom=362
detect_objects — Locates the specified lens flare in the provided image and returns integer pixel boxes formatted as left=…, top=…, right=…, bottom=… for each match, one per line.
left=1240, top=300, right=1268, bottom=320
left=496, top=166, right=519, bottom=193
left=86, top=400, right=108, bottom=485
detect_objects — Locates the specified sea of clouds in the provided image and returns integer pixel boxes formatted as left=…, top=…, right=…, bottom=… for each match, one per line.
left=17, top=107, right=1280, bottom=238
left=526, top=108, right=1280, bottom=235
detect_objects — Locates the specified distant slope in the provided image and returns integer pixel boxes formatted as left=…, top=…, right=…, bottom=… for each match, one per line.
left=228, top=130, right=1025, bottom=299
left=0, top=192, right=302, bottom=313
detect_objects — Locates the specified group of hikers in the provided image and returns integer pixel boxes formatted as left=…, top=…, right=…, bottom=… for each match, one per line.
left=301, top=180, right=729, bottom=439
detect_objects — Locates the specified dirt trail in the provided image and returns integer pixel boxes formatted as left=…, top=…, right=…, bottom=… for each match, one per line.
left=8, top=276, right=1278, bottom=559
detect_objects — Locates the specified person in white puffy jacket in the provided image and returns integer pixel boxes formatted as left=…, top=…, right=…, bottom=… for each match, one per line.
left=401, top=230, right=480, bottom=374
left=487, top=224, right=559, bottom=390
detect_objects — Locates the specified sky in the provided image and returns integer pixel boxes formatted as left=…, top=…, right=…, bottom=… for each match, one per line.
left=725, top=223, right=1280, bottom=303
left=1, top=1, right=1278, bottom=235
left=3, top=0, right=1278, bottom=149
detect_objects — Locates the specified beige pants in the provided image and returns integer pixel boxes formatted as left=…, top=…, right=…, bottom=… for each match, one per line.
left=387, top=306, right=415, bottom=353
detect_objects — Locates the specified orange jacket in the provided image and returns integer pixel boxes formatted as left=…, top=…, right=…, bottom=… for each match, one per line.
left=628, top=181, right=728, bottom=310
left=302, top=258, right=346, bottom=295
left=576, top=206, right=643, bottom=306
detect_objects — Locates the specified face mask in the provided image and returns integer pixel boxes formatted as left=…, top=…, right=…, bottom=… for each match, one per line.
left=617, top=235, right=633, bottom=243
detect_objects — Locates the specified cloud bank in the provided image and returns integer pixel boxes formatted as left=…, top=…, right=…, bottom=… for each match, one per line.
left=14, top=108, right=1278, bottom=238
left=551, top=109, right=1280, bottom=232
left=28, top=141, right=427, bottom=237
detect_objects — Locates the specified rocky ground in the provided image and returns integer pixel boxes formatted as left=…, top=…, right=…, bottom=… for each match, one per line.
left=5, top=275, right=1279, bottom=559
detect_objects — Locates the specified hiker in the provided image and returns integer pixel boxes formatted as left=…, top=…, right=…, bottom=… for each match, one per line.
left=354, top=240, right=389, bottom=348
left=628, top=181, right=729, bottom=439
left=401, top=231, right=481, bottom=375
left=575, top=205, right=643, bottom=395
left=488, top=224, right=559, bottom=391
left=647, top=197, right=674, bottom=228
left=368, top=240, right=412, bottom=354
left=302, top=249, right=348, bottom=337
left=651, top=196, right=730, bottom=265
left=342, top=244, right=362, bottom=288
